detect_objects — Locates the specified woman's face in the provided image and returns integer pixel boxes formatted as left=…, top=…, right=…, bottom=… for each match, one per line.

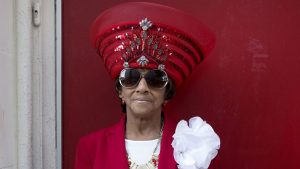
left=119, top=69, right=166, bottom=117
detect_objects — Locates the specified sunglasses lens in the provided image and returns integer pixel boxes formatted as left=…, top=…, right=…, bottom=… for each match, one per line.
left=119, top=69, right=168, bottom=88
left=145, top=70, right=168, bottom=88
left=119, top=69, right=141, bottom=87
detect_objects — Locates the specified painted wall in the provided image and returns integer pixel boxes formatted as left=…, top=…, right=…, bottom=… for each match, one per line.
left=63, top=0, right=300, bottom=169
left=0, top=0, right=17, bottom=168
left=0, top=0, right=58, bottom=168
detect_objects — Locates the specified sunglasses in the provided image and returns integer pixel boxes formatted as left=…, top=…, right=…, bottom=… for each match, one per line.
left=119, top=68, right=169, bottom=89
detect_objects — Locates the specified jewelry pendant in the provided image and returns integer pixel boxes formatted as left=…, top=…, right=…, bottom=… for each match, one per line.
left=136, top=164, right=155, bottom=169
left=129, top=163, right=155, bottom=169
left=128, top=155, right=158, bottom=169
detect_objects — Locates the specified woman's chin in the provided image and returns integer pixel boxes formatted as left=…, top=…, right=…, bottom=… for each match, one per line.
left=129, top=106, right=157, bottom=117
left=126, top=101, right=162, bottom=117
left=132, top=107, right=152, bottom=115
left=132, top=102, right=152, bottom=109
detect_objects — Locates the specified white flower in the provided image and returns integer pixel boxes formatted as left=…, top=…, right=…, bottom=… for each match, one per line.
left=172, top=117, right=220, bottom=169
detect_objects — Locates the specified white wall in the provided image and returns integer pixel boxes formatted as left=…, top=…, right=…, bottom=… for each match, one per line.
left=0, top=0, right=17, bottom=168
left=0, top=0, right=58, bottom=169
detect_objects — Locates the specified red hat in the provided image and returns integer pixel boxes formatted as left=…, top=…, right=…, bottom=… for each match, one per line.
left=91, top=2, right=215, bottom=87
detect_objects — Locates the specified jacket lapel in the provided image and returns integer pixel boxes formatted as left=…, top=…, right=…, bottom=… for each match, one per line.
left=158, top=115, right=178, bottom=169
left=106, top=115, right=129, bottom=169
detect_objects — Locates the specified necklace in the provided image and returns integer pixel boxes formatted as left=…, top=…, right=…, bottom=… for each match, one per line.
left=126, top=121, right=164, bottom=169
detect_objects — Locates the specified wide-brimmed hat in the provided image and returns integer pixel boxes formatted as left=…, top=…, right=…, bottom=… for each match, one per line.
left=91, top=2, right=215, bottom=87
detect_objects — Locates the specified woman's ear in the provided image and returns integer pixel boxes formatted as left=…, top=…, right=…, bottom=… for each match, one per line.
left=118, top=90, right=123, bottom=99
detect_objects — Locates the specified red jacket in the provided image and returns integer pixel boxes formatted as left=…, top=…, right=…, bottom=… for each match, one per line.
left=75, top=114, right=178, bottom=169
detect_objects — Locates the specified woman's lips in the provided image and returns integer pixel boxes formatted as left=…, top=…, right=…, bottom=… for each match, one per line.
left=133, top=98, right=152, bottom=102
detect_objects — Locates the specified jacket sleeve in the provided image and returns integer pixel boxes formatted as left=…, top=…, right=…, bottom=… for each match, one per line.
left=74, top=137, right=93, bottom=169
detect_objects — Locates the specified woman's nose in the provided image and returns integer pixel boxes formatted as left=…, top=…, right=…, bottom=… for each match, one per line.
left=135, top=78, right=150, bottom=93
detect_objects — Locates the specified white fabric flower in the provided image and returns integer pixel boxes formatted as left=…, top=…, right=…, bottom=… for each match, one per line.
left=172, top=116, right=220, bottom=169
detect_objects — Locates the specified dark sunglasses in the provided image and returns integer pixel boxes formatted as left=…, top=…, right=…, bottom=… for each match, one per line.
left=119, top=68, right=169, bottom=89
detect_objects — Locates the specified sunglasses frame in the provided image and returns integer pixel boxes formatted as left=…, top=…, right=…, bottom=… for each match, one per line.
left=118, top=68, right=169, bottom=89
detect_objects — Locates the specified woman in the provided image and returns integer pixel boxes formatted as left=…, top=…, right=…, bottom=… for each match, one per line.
left=75, top=2, right=220, bottom=169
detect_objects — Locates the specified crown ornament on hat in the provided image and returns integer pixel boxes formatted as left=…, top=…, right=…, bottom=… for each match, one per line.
left=91, top=2, right=215, bottom=87
left=120, top=18, right=169, bottom=70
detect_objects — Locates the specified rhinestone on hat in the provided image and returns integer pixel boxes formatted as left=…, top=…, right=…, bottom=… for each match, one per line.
left=158, top=64, right=165, bottom=70
left=137, top=55, right=149, bottom=67
left=123, top=61, right=129, bottom=68
left=139, top=18, right=152, bottom=30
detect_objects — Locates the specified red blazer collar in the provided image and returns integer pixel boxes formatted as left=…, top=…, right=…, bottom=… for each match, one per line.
left=105, top=115, right=128, bottom=168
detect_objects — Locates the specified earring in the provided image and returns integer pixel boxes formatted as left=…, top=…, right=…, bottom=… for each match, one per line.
left=122, top=100, right=125, bottom=105
left=162, top=101, right=168, bottom=107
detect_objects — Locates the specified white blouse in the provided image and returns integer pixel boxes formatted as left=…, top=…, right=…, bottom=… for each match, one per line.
left=125, top=139, right=160, bottom=165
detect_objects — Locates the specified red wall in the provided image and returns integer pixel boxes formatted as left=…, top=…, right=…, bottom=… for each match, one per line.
left=63, top=0, right=300, bottom=168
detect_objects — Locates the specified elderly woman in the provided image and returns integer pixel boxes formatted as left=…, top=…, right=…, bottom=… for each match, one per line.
left=75, top=2, right=220, bottom=169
